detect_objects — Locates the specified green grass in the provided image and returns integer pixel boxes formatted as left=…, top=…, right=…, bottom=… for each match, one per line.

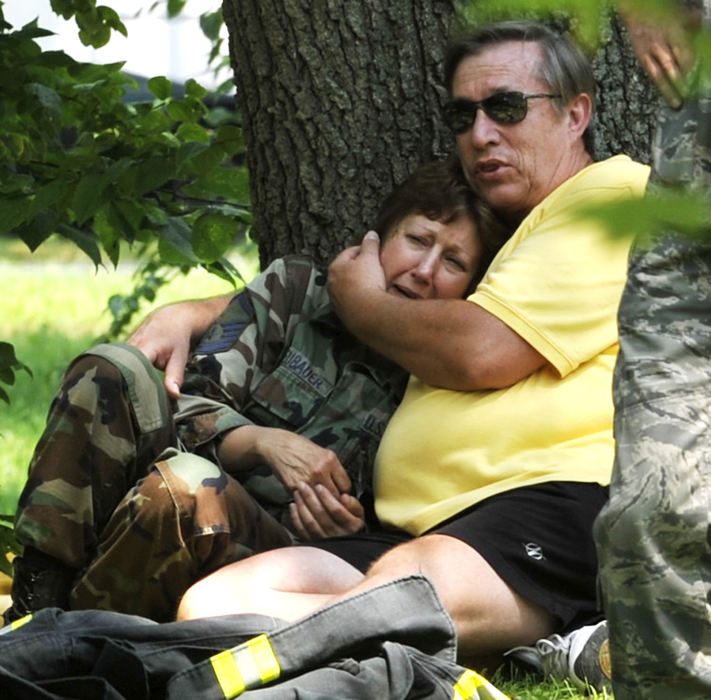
left=496, top=669, right=614, bottom=699
left=0, top=237, right=611, bottom=699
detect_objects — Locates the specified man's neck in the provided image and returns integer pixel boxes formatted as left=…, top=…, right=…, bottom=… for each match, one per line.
left=500, top=149, right=596, bottom=228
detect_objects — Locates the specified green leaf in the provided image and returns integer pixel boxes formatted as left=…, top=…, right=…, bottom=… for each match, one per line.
left=167, top=0, right=188, bottom=18
left=112, top=199, right=147, bottom=235
left=185, top=78, right=208, bottom=100
left=17, top=21, right=54, bottom=41
left=93, top=207, right=121, bottom=267
left=79, top=23, right=111, bottom=49
left=176, top=141, right=209, bottom=168
left=186, top=166, right=251, bottom=203
left=158, top=217, right=199, bottom=265
left=147, top=76, right=173, bottom=100
left=166, top=99, right=195, bottom=123
left=176, top=122, right=211, bottom=143
left=25, top=82, right=62, bottom=118
left=193, top=212, right=238, bottom=262
left=30, top=180, right=68, bottom=218
left=133, top=157, right=176, bottom=197
left=0, top=198, right=31, bottom=234
left=0, top=343, right=15, bottom=365
left=178, top=143, right=225, bottom=178
left=207, top=256, right=245, bottom=286
left=98, top=5, right=127, bottom=37
left=214, top=124, right=246, bottom=154
left=56, top=223, right=102, bottom=267
left=578, top=189, right=711, bottom=241
left=0, top=342, right=31, bottom=377
left=72, top=173, right=110, bottom=225
left=200, top=10, right=223, bottom=41
left=19, top=210, right=59, bottom=251
left=0, top=368, right=14, bottom=386
left=50, top=0, right=77, bottom=21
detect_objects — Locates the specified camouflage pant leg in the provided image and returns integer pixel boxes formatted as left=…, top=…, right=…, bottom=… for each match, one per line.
left=594, top=232, right=711, bottom=699
left=14, top=343, right=174, bottom=570
left=69, top=449, right=294, bottom=621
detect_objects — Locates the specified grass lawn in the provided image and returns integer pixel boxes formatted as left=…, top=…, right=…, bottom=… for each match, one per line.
left=0, top=237, right=613, bottom=699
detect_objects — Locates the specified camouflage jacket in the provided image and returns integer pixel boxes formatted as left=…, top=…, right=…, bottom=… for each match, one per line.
left=174, top=255, right=408, bottom=525
left=649, top=0, right=711, bottom=192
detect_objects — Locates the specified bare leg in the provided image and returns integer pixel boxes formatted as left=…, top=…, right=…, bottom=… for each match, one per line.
left=177, top=534, right=555, bottom=660
left=176, top=545, right=363, bottom=621
left=320, top=534, right=555, bottom=659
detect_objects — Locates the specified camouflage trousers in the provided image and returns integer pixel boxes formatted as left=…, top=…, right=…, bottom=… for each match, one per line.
left=594, top=231, right=711, bottom=699
left=14, top=344, right=292, bottom=622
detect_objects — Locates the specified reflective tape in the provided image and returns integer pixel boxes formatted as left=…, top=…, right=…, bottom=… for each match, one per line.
left=452, top=669, right=510, bottom=700
left=210, top=633, right=281, bottom=698
left=0, top=613, right=33, bottom=636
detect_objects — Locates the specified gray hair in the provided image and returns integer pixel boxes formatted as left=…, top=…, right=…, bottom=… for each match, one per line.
left=443, top=20, right=596, bottom=154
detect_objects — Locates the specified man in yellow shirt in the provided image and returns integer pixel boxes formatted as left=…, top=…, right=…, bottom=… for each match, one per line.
left=175, top=20, right=649, bottom=672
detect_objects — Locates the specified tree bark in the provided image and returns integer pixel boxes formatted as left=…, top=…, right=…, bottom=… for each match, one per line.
left=222, top=0, right=656, bottom=266
left=592, top=13, right=658, bottom=162
left=223, top=0, right=456, bottom=266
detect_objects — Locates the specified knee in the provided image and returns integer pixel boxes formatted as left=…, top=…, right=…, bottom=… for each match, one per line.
left=67, top=351, right=125, bottom=387
left=366, top=535, right=456, bottom=584
left=131, top=467, right=177, bottom=517
left=175, top=579, right=202, bottom=620
left=175, top=563, right=242, bottom=621
left=151, top=454, right=236, bottom=534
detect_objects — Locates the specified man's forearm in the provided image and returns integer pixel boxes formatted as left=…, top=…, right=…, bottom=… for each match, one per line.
left=185, top=294, right=233, bottom=344
left=337, top=288, right=544, bottom=391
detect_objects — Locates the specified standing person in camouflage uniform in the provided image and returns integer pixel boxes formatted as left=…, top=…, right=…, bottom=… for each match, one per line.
left=594, top=1, right=711, bottom=697
left=4, top=159, right=502, bottom=624
left=503, top=3, right=711, bottom=694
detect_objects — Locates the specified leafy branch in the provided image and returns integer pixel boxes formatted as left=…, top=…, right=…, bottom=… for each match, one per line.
left=0, top=0, right=250, bottom=402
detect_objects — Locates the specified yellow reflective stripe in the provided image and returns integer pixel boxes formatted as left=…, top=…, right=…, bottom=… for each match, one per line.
left=0, top=613, right=33, bottom=636
left=211, top=648, right=246, bottom=698
left=210, top=634, right=281, bottom=699
left=452, top=669, right=510, bottom=700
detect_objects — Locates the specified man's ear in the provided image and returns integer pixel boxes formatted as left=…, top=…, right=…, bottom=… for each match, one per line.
left=566, top=92, right=593, bottom=143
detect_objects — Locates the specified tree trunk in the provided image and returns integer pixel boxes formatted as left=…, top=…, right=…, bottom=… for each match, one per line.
left=223, top=0, right=457, bottom=267
left=222, top=0, right=656, bottom=267
left=592, top=13, right=658, bottom=162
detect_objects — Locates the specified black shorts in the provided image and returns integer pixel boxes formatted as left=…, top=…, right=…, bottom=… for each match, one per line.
left=308, top=481, right=608, bottom=633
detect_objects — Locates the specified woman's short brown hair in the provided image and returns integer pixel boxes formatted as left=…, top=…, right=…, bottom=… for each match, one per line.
left=373, top=159, right=510, bottom=288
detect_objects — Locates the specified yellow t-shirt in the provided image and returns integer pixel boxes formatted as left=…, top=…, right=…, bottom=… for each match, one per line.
left=375, top=155, right=651, bottom=535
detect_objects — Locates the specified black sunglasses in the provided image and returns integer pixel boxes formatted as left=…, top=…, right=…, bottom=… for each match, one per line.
left=442, top=92, right=560, bottom=133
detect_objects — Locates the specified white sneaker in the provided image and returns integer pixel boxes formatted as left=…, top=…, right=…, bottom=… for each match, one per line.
left=504, top=619, right=611, bottom=691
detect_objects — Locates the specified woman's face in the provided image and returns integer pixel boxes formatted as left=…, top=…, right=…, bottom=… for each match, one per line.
left=379, top=213, right=481, bottom=300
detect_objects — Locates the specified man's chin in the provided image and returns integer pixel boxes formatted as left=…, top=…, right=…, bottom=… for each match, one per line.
left=477, top=186, right=526, bottom=219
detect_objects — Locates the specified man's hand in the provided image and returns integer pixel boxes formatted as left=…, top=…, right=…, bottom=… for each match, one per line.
left=219, top=426, right=352, bottom=497
left=619, top=3, right=696, bottom=108
left=289, top=483, right=365, bottom=540
left=327, top=231, right=386, bottom=323
left=128, top=295, right=231, bottom=397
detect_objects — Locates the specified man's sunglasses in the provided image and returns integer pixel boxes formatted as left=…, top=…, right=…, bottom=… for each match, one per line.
left=442, top=92, right=560, bottom=134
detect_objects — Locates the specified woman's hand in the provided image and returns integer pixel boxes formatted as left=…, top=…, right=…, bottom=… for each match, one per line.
left=219, top=426, right=352, bottom=496
left=290, top=483, right=366, bottom=540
